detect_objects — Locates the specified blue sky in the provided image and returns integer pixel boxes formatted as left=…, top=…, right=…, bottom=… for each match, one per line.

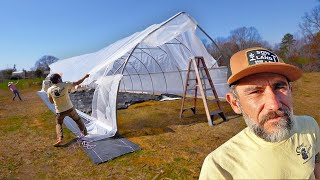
left=0, top=0, right=318, bottom=71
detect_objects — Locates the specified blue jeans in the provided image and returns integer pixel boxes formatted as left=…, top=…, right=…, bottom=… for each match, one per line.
left=13, top=90, right=22, bottom=101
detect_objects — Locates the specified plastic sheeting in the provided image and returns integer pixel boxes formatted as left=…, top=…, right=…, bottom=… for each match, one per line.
left=85, top=74, right=122, bottom=141
left=39, top=75, right=122, bottom=142
left=37, top=90, right=141, bottom=164
left=49, top=12, right=224, bottom=86
left=47, top=12, right=230, bottom=141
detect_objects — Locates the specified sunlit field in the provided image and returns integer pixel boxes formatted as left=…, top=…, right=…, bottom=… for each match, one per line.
left=0, top=72, right=319, bottom=179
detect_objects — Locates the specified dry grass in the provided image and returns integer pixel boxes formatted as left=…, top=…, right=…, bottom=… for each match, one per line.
left=292, top=72, right=320, bottom=122
left=0, top=72, right=319, bottom=179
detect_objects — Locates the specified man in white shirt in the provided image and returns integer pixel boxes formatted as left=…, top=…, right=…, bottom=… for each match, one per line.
left=47, top=73, right=89, bottom=147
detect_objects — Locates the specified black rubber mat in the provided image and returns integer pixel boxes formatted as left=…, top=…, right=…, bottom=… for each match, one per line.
left=80, top=136, right=141, bottom=164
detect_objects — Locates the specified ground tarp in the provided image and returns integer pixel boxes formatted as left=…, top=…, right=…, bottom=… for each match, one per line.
left=37, top=91, right=140, bottom=164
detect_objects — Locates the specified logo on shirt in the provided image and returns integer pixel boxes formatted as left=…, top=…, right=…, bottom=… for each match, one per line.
left=296, top=143, right=312, bottom=163
left=53, top=87, right=65, bottom=97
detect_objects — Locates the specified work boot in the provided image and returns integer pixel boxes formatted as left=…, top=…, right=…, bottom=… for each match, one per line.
left=53, top=138, right=63, bottom=147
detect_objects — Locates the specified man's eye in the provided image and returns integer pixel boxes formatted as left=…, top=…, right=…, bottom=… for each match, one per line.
left=249, top=90, right=262, bottom=94
left=276, top=85, right=288, bottom=90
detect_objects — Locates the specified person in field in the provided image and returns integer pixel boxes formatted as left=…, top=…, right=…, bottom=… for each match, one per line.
left=8, top=81, right=22, bottom=101
left=47, top=73, right=89, bottom=147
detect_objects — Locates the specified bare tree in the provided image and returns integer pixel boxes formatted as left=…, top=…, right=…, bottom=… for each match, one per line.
left=299, top=5, right=320, bottom=41
left=206, top=37, right=234, bottom=66
left=229, top=26, right=267, bottom=51
left=206, top=26, right=270, bottom=68
left=306, top=32, right=320, bottom=61
left=33, top=55, right=59, bottom=71
left=298, top=5, right=320, bottom=70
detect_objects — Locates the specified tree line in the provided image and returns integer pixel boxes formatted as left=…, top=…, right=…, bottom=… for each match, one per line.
left=208, top=4, right=320, bottom=72
left=0, top=55, right=59, bottom=82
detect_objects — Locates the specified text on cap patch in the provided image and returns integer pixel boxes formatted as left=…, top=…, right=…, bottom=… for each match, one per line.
left=246, top=49, right=279, bottom=65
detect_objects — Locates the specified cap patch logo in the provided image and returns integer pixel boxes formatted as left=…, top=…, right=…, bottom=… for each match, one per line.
left=247, top=49, right=279, bottom=65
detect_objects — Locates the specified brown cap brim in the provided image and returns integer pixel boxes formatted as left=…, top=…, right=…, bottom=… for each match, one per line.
left=227, top=62, right=303, bottom=85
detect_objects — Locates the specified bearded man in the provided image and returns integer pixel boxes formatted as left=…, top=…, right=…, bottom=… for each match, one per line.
left=199, top=47, right=320, bottom=179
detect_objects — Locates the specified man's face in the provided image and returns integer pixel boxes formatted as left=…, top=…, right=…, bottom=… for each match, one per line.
left=226, top=73, right=294, bottom=142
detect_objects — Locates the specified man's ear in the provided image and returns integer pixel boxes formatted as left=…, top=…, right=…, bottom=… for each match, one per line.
left=226, top=93, right=242, bottom=114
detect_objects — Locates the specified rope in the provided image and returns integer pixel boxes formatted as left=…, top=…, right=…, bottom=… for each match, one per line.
left=77, top=134, right=96, bottom=150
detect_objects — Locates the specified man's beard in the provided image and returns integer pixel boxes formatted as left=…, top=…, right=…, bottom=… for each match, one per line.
left=241, top=107, right=293, bottom=142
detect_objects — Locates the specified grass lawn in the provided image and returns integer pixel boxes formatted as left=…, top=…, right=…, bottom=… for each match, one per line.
left=0, top=72, right=319, bottom=179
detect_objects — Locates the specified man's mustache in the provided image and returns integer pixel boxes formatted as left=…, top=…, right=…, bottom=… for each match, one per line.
left=260, top=108, right=290, bottom=125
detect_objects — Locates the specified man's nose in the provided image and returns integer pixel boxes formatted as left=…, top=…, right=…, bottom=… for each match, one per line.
left=264, top=87, right=281, bottom=111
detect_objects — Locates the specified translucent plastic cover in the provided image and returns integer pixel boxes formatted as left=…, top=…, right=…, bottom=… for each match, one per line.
left=47, top=12, right=229, bottom=140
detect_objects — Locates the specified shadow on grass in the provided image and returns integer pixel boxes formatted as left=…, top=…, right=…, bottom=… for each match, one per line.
left=117, top=100, right=239, bottom=138
left=55, top=137, right=78, bottom=148
left=212, top=113, right=242, bottom=126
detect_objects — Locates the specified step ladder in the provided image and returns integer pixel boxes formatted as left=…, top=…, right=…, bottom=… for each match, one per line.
left=180, top=56, right=227, bottom=126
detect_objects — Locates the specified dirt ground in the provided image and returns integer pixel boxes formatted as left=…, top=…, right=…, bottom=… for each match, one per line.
left=0, top=72, right=319, bottom=179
